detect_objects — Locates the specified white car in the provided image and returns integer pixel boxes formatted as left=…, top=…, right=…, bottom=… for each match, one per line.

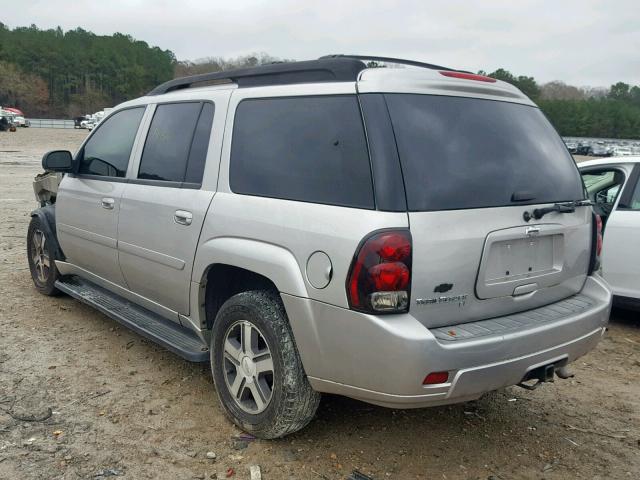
left=612, top=146, right=633, bottom=157
left=14, top=115, right=30, bottom=127
left=80, top=118, right=97, bottom=130
left=580, top=157, right=640, bottom=308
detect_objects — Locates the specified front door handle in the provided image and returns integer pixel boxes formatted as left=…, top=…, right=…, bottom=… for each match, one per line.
left=174, top=210, right=193, bottom=226
left=101, top=197, right=115, bottom=210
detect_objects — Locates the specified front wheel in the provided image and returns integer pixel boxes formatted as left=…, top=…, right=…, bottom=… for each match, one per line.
left=211, top=290, right=320, bottom=439
left=27, top=216, right=61, bottom=296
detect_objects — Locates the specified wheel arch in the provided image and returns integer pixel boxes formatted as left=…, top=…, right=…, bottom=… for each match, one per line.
left=30, top=204, right=65, bottom=261
left=202, top=264, right=280, bottom=330
left=193, top=237, right=309, bottom=330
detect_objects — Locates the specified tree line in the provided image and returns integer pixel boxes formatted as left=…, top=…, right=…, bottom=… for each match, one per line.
left=0, top=24, right=175, bottom=116
left=481, top=69, right=640, bottom=139
left=1, top=24, right=638, bottom=139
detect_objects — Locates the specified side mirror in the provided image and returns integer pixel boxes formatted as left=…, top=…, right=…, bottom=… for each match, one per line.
left=42, top=150, right=73, bottom=172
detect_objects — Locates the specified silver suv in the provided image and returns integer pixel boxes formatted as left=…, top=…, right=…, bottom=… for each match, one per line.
left=28, top=55, right=612, bottom=439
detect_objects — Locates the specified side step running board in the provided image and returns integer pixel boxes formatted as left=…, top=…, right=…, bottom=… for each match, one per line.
left=55, top=276, right=209, bottom=362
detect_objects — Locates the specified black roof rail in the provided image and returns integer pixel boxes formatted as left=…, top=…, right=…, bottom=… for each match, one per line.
left=147, top=58, right=367, bottom=96
left=319, top=54, right=463, bottom=73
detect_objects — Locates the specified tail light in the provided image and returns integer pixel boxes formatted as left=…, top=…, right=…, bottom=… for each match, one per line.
left=588, top=212, right=603, bottom=274
left=596, top=214, right=603, bottom=257
left=346, top=230, right=412, bottom=314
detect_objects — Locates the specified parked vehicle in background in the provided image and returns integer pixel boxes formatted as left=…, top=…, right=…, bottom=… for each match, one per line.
left=73, top=116, right=87, bottom=128
left=576, top=144, right=592, bottom=156
left=4, top=107, right=30, bottom=127
left=590, top=144, right=611, bottom=157
left=612, top=147, right=633, bottom=157
left=611, top=146, right=633, bottom=157
left=13, top=115, right=30, bottom=127
left=565, top=141, right=579, bottom=154
left=579, top=157, right=640, bottom=309
left=0, top=109, right=18, bottom=130
left=75, top=108, right=113, bottom=130
left=29, top=55, right=612, bottom=439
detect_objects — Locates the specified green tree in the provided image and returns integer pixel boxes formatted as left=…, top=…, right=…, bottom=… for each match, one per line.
left=0, top=24, right=175, bottom=116
left=0, top=61, right=49, bottom=115
left=609, top=82, right=631, bottom=101
left=484, top=68, right=540, bottom=100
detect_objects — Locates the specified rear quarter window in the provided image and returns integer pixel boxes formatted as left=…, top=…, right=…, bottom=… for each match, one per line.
left=138, top=102, right=214, bottom=184
left=384, top=94, right=584, bottom=211
left=229, top=95, right=374, bottom=209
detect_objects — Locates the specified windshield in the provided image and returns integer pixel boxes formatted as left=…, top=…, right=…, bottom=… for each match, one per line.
left=384, top=94, right=584, bottom=211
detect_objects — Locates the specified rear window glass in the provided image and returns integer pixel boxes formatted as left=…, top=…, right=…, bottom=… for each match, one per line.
left=229, top=95, right=374, bottom=209
left=384, top=94, right=584, bottom=211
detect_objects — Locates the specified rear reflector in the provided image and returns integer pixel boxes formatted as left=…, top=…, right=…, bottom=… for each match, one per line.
left=439, top=71, right=497, bottom=83
left=423, top=371, right=449, bottom=385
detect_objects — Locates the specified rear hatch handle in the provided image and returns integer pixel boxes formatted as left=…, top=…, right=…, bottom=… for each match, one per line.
left=523, top=199, right=593, bottom=222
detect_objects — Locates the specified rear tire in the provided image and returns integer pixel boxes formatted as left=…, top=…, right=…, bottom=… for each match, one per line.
left=210, top=290, right=320, bottom=439
left=27, top=216, right=61, bottom=296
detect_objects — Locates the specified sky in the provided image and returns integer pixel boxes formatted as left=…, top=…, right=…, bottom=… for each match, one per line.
left=2, top=0, right=639, bottom=87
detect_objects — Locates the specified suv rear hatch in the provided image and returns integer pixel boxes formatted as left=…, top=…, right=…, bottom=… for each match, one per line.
left=378, top=93, right=590, bottom=329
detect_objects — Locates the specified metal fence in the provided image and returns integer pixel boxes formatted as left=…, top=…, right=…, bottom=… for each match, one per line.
left=27, top=118, right=76, bottom=129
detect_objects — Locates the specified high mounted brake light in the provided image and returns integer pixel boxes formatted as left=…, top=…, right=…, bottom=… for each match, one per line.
left=347, top=230, right=412, bottom=314
left=438, top=71, right=497, bottom=83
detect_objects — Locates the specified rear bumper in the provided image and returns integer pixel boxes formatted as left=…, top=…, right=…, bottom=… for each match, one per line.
left=282, top=275, right=611, bottom=408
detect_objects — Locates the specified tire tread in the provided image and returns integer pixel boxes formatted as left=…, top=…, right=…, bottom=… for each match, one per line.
left=211, top=290, right=320, bottom=439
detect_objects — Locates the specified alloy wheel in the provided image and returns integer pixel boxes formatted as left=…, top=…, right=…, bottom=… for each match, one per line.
left=222, top=320, right=274, bottom=414
left=31, top=229, right=50, bottom=283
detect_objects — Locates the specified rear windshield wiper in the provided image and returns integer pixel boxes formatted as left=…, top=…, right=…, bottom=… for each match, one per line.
left=524, top=200, right=592, bottom=222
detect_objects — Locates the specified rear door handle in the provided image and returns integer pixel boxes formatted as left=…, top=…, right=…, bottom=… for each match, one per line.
left=174, top=210, right=193, bottom=226
left=101, top=197, right=115, bottom=210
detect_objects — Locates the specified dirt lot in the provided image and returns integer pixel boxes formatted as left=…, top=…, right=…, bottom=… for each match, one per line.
left=1, top=128, right=639, bottom=480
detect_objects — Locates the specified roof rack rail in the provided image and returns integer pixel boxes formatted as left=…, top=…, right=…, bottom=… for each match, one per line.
left=319, top=54, right=463, bottom=73
left=147, top=58, right=367, bottom=96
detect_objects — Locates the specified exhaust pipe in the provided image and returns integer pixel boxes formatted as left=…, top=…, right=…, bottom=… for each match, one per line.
left=518, top=363, right=573, bottom=391
left=555, top=366, right=574, bottom=379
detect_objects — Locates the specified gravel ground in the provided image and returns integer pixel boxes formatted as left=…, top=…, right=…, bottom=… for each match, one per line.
left=0, top=128, right=639, bottom=480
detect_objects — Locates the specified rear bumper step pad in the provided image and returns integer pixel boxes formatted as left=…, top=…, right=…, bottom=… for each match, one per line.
left=55, top=276, right=209, bottom=362
left=431, top=294, right=595, bottom=342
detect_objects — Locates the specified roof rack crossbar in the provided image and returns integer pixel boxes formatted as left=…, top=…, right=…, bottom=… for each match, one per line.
left=147, top=58, right=367, bottom=96
left=319, top=54, right=462, bottom=73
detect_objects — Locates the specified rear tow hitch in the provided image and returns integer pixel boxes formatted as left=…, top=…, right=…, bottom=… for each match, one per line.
left=517, top=364, right=558, bottom=391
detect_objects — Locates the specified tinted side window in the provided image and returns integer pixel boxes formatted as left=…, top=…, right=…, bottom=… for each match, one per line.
left=78, top=107, right=145, bottom=177
left=138, top=103, right=203, bottom=182
left=230, top=96, right=374, bottom=209
left=185, top=102, right=215, bottom=184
